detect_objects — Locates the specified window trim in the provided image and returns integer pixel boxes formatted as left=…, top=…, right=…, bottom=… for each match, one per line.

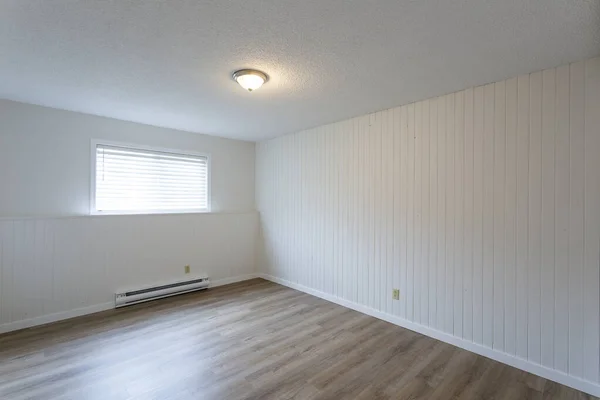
left=90, top=139, right=211, bottom=216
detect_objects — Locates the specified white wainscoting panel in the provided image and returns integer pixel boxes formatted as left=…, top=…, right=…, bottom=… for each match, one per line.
left=255, top=56, right=600, bottom=396
left=0, top=212, right=258, bottom=333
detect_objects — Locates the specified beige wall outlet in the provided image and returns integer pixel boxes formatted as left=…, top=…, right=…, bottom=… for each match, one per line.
left=392, top=289, right=400, bottom=300
left=184, top=265, right=190, bottom=274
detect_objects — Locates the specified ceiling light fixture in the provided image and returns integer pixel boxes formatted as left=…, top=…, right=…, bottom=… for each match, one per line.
left=232, top=69, right=268, bottom=92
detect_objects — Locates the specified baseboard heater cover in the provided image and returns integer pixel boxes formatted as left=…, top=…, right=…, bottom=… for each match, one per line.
left=115, top=276, right=210, bottom=308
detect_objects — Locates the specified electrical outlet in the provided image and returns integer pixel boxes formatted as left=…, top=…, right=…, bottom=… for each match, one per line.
left=392, top=289, right=400, bottom=300
left=184, top=265, right=190, bottom=274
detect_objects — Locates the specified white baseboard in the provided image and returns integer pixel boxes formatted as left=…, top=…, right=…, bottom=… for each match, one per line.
left=257, top=273, right=600, bottom=397
left=210, top=273, right=259, bottom=288
left=0, top=273, right=259, bottom=335
left=0, top=302, right=114, bottom=335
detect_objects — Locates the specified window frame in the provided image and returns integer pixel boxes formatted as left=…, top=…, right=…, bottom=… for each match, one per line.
left=90, top=139, right=211, bottom=216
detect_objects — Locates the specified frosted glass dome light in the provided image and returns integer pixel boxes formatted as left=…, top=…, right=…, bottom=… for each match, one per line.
left=232, top=69, right=268, bottom=92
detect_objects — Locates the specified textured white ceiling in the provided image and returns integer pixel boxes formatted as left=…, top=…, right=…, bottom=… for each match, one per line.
left=1, top=1, right=598, bottom=141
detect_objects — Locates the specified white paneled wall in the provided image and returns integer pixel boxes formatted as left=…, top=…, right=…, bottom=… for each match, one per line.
left=256, top=57, right=600, bottom=395
left=0, top=212, right=257, bottom=333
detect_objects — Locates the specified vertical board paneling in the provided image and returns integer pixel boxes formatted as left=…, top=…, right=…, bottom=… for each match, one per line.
left=541, top=68, right=556, bottom=369
left=504, top=77, right=518, bottom=356
left=406, top=105, right=415, bottom=320
left=568, top=61, right=585, bottom=378
left=0, top=222, right=14, bottom=325
left=516, top=74, right=530, bottom=360
left=454, top=91, right=464, bottom=338
left=529, top=71, right=543, bottom=365
left=493, top=81, right=506, bottom=351
left=400, top=107, right=408, bottom=319
left=437, top=95, right=446, bottom=331
left=12, top=221, right=26, bottom=320
left=312, top=129, right=320, bottom=291
left=384, top=112, right=394, bottom=314
left=393, top=108, right=401, bottom=316
left=326, top=126, right=334, bottom=294
left=554, top=64, right=569, bottom=373
left=463, top=88, right=474, bottom=342
left=429, top=98, right=438, bottom=327
left=367, top=115, right=374, bottom=307
left=482, top=83, right=495, bottom=349
left=356, top=120, right=364, bottom=304
left=421, top=100, right=430, bottom=325
left=331, top=127, right=338, bottom=294
left=374, top=112, right=382, bottom=310
left=473, top=86, right=484, bottom=345
left=583, top=57, right=600, bottom=382
left=386, top=112, right=395, bottom=314
left=414, top=103, right=422, bottom=323
left=255, top=57, right=600, bottom=394
left=348, top=120, right=355, bottom=301
left=445, top=94, right=455, bottom=334
left=0, top=213, right=258, bottom=333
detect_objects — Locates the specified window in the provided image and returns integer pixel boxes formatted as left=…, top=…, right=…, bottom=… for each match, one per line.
left=91, top=142, right=210, bottom=214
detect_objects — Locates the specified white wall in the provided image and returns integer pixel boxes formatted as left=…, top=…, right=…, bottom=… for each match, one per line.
left=0, top=100, right=255, bottom=217
left=256, top=57, right=600, bottom=396
left=0, top=101, right=258, bottom=333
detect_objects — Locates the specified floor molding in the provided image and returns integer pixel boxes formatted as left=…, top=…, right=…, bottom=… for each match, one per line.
left=210, top=273, right=259, bottom=288
left=258, top=273, right=600, bottom=397
left=0, top=273, right=259, bottom=335
left=0, top=302, right=114, bottom=335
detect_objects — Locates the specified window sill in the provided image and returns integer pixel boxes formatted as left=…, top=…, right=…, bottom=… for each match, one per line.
left=90, top=209, right=211, bottom=217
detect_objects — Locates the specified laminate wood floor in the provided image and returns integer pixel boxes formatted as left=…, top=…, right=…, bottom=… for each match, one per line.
left=0, top=279, right=595, bottom=400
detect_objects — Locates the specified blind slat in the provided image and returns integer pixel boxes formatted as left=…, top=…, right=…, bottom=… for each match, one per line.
left=96, top=171, right=207, bottom=181
left=96, top=157, right=207, bottom=171
left=97, top=180, right=207, bottom=188
left=98, top=146, right=206, bottom=163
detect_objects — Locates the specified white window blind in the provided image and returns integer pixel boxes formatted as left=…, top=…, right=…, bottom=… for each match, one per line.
left=94, top=144, right=209, bottom=213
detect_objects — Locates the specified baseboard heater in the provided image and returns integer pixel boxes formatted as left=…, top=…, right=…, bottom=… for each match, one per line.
left=115, top=276, right=210, bottom=308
